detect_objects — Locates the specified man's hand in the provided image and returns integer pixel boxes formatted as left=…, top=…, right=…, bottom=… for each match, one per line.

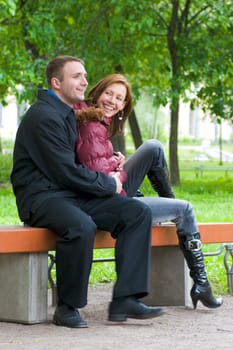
left=111, top=172, right=123, bottom=194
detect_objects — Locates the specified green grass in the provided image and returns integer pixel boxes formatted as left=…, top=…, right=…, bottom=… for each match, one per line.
left=0, top=153, right=13, bottom=183
left=141, top=174, right=233, bottom=222
left=1, top=146, right=233, bottom=294
left=0, top=184, right=21, bottom=224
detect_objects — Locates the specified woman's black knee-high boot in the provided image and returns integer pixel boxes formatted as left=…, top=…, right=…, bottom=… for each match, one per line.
left=148, top=167, right=175, bottom=198
left=178, top=232, right=223, bottom=309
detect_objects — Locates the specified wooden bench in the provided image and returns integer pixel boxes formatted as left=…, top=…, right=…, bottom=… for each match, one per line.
left=0, top=223, right=233, bottom=324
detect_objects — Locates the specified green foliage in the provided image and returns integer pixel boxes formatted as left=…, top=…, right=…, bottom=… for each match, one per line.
left=0, top=0, right=56, bottom=103
left=1, top=0, right=232, bottom=185
left=0, top=0, right=232, bottom=112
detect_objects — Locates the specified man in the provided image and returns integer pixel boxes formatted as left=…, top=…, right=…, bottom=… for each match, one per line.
left=11, top=56, right=165, bottom=328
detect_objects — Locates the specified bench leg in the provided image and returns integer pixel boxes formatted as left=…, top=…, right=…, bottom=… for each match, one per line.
left=0, top=253, right=48, bottom=324
left=143, top=246, right=193, bottom=307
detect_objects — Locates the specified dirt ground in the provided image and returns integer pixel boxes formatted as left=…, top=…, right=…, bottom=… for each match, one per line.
left=0, top=284, right=233, bottom=350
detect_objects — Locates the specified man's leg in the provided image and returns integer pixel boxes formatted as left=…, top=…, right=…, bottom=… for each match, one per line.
left=26, top=197, right=96, bottom=328
left=81, top=194, right=165, bottom=321
left=123, top=139, right=174, bottom=198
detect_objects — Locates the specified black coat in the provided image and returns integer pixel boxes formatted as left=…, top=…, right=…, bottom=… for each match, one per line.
left=11, top=90, right=116, bottom=221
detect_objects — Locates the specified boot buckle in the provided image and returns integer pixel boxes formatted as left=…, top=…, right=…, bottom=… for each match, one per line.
left=186, top=239, right=202, bottom=251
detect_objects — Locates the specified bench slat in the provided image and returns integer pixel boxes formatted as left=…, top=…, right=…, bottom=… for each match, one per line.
left=0, top=222, right=233, bottom=253
left=0, top=223, right=233, bottom=253
left=0, top=226, right=57, bottom=253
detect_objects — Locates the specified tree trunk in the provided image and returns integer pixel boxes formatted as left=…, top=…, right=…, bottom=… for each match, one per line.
left=167, top=0, right=181, bottom=186
left=111, top=109, right=143, bottom=155
left=128, top=109, right=143, bottom=150
left=111, top=134, right=126, bottom=154
left=169, top=100, right=180, bottom=186
left=219, top=119, right=223, bottom=165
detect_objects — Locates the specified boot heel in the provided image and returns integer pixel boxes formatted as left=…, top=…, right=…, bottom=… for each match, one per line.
left=179, top=233, right=223, bottom=310
left=190, top=290, right=198, bottom=309
left=191, top=283, right=223, bottom=309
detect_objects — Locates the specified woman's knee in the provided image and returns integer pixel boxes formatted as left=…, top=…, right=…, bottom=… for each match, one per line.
left=143, top=139, right=163, bottom=153
left=173, top=199, right=194, bottom=214
left=141, top=139, right=165, bottom=164
left=182, top=199, right=194, bottom=214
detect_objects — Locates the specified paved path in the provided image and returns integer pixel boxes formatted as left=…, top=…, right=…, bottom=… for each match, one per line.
left=0, top=284, right=233, bottom=350
left=180, top=145, right=233, bottom=163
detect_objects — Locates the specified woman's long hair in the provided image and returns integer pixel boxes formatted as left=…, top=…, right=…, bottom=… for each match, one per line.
left=87, top=74, right=133, bottom=137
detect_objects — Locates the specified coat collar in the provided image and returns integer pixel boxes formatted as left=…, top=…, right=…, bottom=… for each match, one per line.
left=37, top=89, right=73, bottom=119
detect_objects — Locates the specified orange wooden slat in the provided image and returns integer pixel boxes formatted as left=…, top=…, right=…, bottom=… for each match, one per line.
left=151, top=225, right=178, bottom=246
left=150, top=223, right=233, bottom=246
left=197, top=222, right=233, bottom=244
left=0, top=223, right=233, bottom=253
left=0, top=226, right=57, bottom=253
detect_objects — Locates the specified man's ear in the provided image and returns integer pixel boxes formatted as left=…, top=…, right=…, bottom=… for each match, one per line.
left=51, top=77, right=60, bottom=90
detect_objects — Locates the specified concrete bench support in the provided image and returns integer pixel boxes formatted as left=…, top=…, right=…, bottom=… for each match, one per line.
left=144, top=246, right=193, bottom=307
left=0, top=253, right=48, bottom=324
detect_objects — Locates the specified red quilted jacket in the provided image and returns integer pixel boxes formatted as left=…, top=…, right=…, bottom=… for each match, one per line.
left=75, top=106, right=127, bottom=187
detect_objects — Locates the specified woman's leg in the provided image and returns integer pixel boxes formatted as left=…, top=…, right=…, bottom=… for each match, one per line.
left=136, top=196, right=223, bottom=309
left=123, top=139, right=174, bottom=198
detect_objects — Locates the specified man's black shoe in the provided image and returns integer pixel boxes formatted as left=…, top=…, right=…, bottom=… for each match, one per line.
left=53, top=304, right=88, bottom=328
left=108, top=296, right=166, bottom=322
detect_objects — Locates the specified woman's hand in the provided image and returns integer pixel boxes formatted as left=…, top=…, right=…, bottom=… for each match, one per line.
left=113, top=152, right=125, bottom=169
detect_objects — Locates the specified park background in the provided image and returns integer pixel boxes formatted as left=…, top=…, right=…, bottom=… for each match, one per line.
left=0, top=0, right=233, bottom=296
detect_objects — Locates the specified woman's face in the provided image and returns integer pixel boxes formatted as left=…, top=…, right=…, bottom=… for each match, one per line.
left=97, top=83, right=127, bottom=118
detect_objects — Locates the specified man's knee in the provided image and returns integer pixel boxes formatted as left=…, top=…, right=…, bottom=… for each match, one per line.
left=56, top=214, right=97, bottom=243
left=128, top=198, right=152, bottom=222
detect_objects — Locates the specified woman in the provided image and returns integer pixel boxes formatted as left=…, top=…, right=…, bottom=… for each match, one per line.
left=74, top=107, right=127, bottom=195
left=74, top=75, right=129, bottom=194
left=76, top=73, right=222, bottom=310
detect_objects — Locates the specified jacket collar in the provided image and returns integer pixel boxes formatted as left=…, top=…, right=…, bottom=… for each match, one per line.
left=37, top=89, right=73, bottom=119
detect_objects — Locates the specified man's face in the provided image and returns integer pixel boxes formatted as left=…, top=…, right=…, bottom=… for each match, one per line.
left=53, top=61, right=88, bottom=106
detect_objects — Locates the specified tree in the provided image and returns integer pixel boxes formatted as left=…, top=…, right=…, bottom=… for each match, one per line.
left=0, top=0, right=57, bottom=104
left=62, top=0, right=232, bottom=185
left=0, top=0, right=232, bottom=185
left=129, top=0, right=233, bottom=184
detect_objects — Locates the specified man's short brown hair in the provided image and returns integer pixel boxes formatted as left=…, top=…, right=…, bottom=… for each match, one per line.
left=46, top=56, right=84, bottom=88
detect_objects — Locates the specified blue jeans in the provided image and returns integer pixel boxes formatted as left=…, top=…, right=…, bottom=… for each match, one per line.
left=123, top=139, right=198, bottom=236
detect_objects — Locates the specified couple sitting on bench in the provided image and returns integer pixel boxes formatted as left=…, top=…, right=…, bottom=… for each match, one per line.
left=11, top=56, right=222, bottom=328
